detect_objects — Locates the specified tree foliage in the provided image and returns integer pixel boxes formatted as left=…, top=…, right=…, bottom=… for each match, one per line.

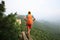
left=0, top=1, right=20, bottom=40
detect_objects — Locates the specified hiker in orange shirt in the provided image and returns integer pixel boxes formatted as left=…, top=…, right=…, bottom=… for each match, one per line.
left=24, top=11, right=35, bottom=38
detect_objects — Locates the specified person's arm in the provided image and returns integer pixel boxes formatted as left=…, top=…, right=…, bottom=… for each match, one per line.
left=32, top=16, right=35, bottom=21
left=24, top=15, right=27, bottom=21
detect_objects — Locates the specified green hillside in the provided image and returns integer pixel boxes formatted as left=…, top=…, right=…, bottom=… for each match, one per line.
left=17, top=15, right=60, bottom=40
left=33, top=21, right=60, bottom=40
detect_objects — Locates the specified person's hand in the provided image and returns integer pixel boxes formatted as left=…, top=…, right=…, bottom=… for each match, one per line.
left=33, top=18, right=35, bottom=21
left=24, top=16, right=27, bottom=21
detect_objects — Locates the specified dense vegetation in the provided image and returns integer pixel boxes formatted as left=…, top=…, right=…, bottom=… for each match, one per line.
left=0, top=1, right=20, bottom=40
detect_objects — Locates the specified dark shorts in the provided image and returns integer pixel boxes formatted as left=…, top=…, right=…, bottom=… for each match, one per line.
left=26, top=24, right=32, bottom=29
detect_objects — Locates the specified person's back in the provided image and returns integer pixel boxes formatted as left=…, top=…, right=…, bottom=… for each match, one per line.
left=24, top=11, right=35, bottom=39
left=26, top=14, right=33, bottom=25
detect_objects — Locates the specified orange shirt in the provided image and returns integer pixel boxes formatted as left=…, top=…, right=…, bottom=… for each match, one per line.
left=26, top=14, right=33, bottom=24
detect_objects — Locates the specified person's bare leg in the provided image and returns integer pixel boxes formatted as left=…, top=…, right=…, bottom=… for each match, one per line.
left=27, top=27, right=31, bottom=39
left=28, top=28, right=30, bottom=36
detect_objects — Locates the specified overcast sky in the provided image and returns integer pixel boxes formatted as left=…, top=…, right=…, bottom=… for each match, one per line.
left=0, top=0, right=60, bottom=22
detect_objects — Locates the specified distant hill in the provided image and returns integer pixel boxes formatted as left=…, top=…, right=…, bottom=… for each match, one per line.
left=16, top=15, right=25, bottom=19
left=33, top=20, right=60, bottom=40
left=35, top=20, right=60, bottom=34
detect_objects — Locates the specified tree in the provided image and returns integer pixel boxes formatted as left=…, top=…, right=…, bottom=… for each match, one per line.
left=0, top=1, right=20, bottom=40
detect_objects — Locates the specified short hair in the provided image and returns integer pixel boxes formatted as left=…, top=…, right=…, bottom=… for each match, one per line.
left=28, top=11, right=31, bottom=14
